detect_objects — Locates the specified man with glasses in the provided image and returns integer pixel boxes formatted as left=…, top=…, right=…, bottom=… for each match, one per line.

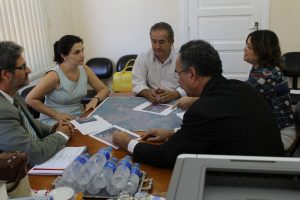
left=132, top=22, right=185, bottom=104
left=113, top=40, right=284, bottom=168
left=0, top=41, right=73, bottom=165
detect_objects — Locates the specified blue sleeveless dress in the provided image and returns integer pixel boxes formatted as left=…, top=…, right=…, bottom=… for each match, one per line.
left=40, top=65, right=88, bottom=125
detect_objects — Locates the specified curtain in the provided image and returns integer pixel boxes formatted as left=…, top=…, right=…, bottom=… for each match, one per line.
left=0, top=0, right=52, bottom=81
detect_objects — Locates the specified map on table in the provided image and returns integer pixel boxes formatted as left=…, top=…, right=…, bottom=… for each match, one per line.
left=89, top=96, right=183, bottom=131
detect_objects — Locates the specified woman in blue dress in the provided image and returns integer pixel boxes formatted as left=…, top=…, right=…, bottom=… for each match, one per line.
left=26, top=35, right=109, bottom=125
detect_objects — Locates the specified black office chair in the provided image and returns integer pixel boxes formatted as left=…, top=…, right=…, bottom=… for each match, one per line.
left=116, top=54, right=137, bottom=72
left=282, top=52, right=300, bottom=105
left=83, top=57, right=113, bottom=104
left=20, top=86, right=44, bottom=118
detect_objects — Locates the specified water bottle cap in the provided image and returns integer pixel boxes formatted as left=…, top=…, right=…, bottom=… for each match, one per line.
left=133, top=163, right=140, bottom=168
left=79, top=157, right=88, bottom=164
left=107, top=146, right=113, bottom=150
left=124, top=155, right=132, bottom=160
left=111, top=157, right=118, bottom=162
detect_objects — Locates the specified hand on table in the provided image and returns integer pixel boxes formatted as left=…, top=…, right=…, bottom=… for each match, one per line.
left=141, top=128, right=174, bottom=142
left=156, top=89, right=180, bottom=104
left=112, top=131, right=131, bottom=150
left=54, top=112, right=75, bottom=124
left=84, top=98, right=99, bottom=112
left=55, top=122, right=74, bottom=139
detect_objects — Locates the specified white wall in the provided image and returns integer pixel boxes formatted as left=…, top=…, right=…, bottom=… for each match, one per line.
left=45, top=0, right=75, bottom=52
left=46, top=0, right=179, bottom=66
left=269, top=0, right=300, bottom=54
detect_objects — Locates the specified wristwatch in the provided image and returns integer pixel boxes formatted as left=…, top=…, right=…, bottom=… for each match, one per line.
left=93, top=96, right=101, bottom=103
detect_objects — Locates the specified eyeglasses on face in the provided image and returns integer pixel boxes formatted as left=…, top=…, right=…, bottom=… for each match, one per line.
left=174, top=69, right=188, bottom=79
left=15, top=63, right=27, bottom=70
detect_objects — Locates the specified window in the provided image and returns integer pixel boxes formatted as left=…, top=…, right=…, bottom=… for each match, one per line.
left=0, top=0, right=52, bottom=81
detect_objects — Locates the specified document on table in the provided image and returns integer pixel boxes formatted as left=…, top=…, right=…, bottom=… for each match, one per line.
left=70, top=115, right=112, bottom=135
left=28, top=146, right=87, bottom=175
left=89, top=125, right=140, bottom=149
left=133, top=101, right=175, bottom=116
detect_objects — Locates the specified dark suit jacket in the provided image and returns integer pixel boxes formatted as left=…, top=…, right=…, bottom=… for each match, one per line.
left=0, top=93, right=67, bottom=165
left=133, top=75, right=284, bottom=168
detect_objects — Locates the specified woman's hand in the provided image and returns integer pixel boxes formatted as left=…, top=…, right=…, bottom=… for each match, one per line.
left=84, top=98, right=99, bottom=112
left=54, top=112, right=75, bottom=124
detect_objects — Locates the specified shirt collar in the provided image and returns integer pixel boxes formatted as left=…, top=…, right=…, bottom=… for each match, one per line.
left=0, top=89, right=14, bottom=104
left=151, top=46, right=176, bottom=64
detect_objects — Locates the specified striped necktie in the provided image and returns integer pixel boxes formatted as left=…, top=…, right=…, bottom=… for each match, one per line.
left=13, top=98, right=38, bottom=141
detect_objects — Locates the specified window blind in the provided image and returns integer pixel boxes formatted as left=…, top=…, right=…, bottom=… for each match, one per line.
left=0, top=0, right=52, bottom=81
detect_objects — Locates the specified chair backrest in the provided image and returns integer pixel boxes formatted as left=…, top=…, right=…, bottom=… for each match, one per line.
left=282, top=52, right=300, bottom=89
left=86, top=57, right=113, bottom=79
left=116, top=54, right=137, bottom=72
left=20, top=86, right=44, bottom=118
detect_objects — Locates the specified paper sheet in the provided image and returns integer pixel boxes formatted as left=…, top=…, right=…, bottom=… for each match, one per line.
left=89, top=125, right=140, bottom=149
left=28, top=146, right=87, bottom=175
left=70, top=115, right=112, bottom=135
left=133, top=101, right=175, bottom=116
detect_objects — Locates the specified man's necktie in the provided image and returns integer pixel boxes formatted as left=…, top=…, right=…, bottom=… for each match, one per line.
left=13, top=98, right=38, bottom=141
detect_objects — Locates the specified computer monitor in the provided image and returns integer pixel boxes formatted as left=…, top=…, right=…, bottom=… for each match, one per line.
left=167, top=154, right=300, bottom=200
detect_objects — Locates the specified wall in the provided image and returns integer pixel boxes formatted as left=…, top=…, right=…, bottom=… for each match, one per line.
left=46, top=0, right=300, bottom=64
left=45, top=0, right=75, bottom=49
left=269, top=0, right=300, bottom=54
left=72, top=0, right=179, bottom=65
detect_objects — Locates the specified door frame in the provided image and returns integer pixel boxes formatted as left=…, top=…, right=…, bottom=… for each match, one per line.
left=178, top=0, right=270, bottom=46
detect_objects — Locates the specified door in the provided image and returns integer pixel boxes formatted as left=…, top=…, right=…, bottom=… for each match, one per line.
left=179, top=0, right=269, bottom=80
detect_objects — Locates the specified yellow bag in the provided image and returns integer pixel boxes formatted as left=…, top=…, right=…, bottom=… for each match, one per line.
left=112, top=59, right=135, bottom=92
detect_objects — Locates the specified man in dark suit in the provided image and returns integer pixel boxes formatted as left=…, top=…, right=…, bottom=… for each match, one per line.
left=113, top=40, right=284, bottom=168
left=0, top=41, right=72, bottom=165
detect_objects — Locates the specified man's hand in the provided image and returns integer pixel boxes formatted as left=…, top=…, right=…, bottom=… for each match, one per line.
left=112, top=131, right=131, bottom=150
left=55, top=123, right=74, bottom=138
left=157, top=90, right=180, bottom=103
left=172, top=97, right=199, bottom=110
left=139, top=89, right=160, bottom=104
left=141, top=128, right=174, bottom=142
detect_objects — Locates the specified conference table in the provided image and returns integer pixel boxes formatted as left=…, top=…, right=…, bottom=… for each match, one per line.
left=28, top=94, right=173, bottom=198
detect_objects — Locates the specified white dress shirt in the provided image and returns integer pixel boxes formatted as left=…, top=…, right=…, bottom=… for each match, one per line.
left=132, top=47, right=185, bottom=96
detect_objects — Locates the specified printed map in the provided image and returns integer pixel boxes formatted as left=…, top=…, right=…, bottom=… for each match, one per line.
left=89, top=96, right=183, bottom=131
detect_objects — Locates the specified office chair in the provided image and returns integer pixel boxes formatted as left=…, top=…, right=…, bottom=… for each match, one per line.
left=116, top=54, right=137, bottom=72
left=20, top=86, right=44, bottom=118
left=282, top=52, right=300, bottom=105
left=83, top=57, right=113, bottom=104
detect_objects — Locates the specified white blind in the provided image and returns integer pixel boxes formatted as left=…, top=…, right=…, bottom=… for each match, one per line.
left=0, top=0, right=52, bottom=81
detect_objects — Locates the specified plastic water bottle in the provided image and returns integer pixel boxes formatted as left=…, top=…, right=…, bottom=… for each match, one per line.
left=86, top=146, right=113, bottom=174
left=106, top=181, right=120, bottom=196
left=61, top=153, right=89, bottom=182
left=110, top=155, right=132, bottom=189
left=86, top=157, right=118, bottom=194
left=76, top=147, right=112, bottom=186
left=122, top=163, right=142, bottom=195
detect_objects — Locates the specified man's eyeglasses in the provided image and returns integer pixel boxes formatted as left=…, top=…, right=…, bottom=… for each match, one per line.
left=174, top=69, right=188, bottom=79
left=15, top=63, right=27, bottom=70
